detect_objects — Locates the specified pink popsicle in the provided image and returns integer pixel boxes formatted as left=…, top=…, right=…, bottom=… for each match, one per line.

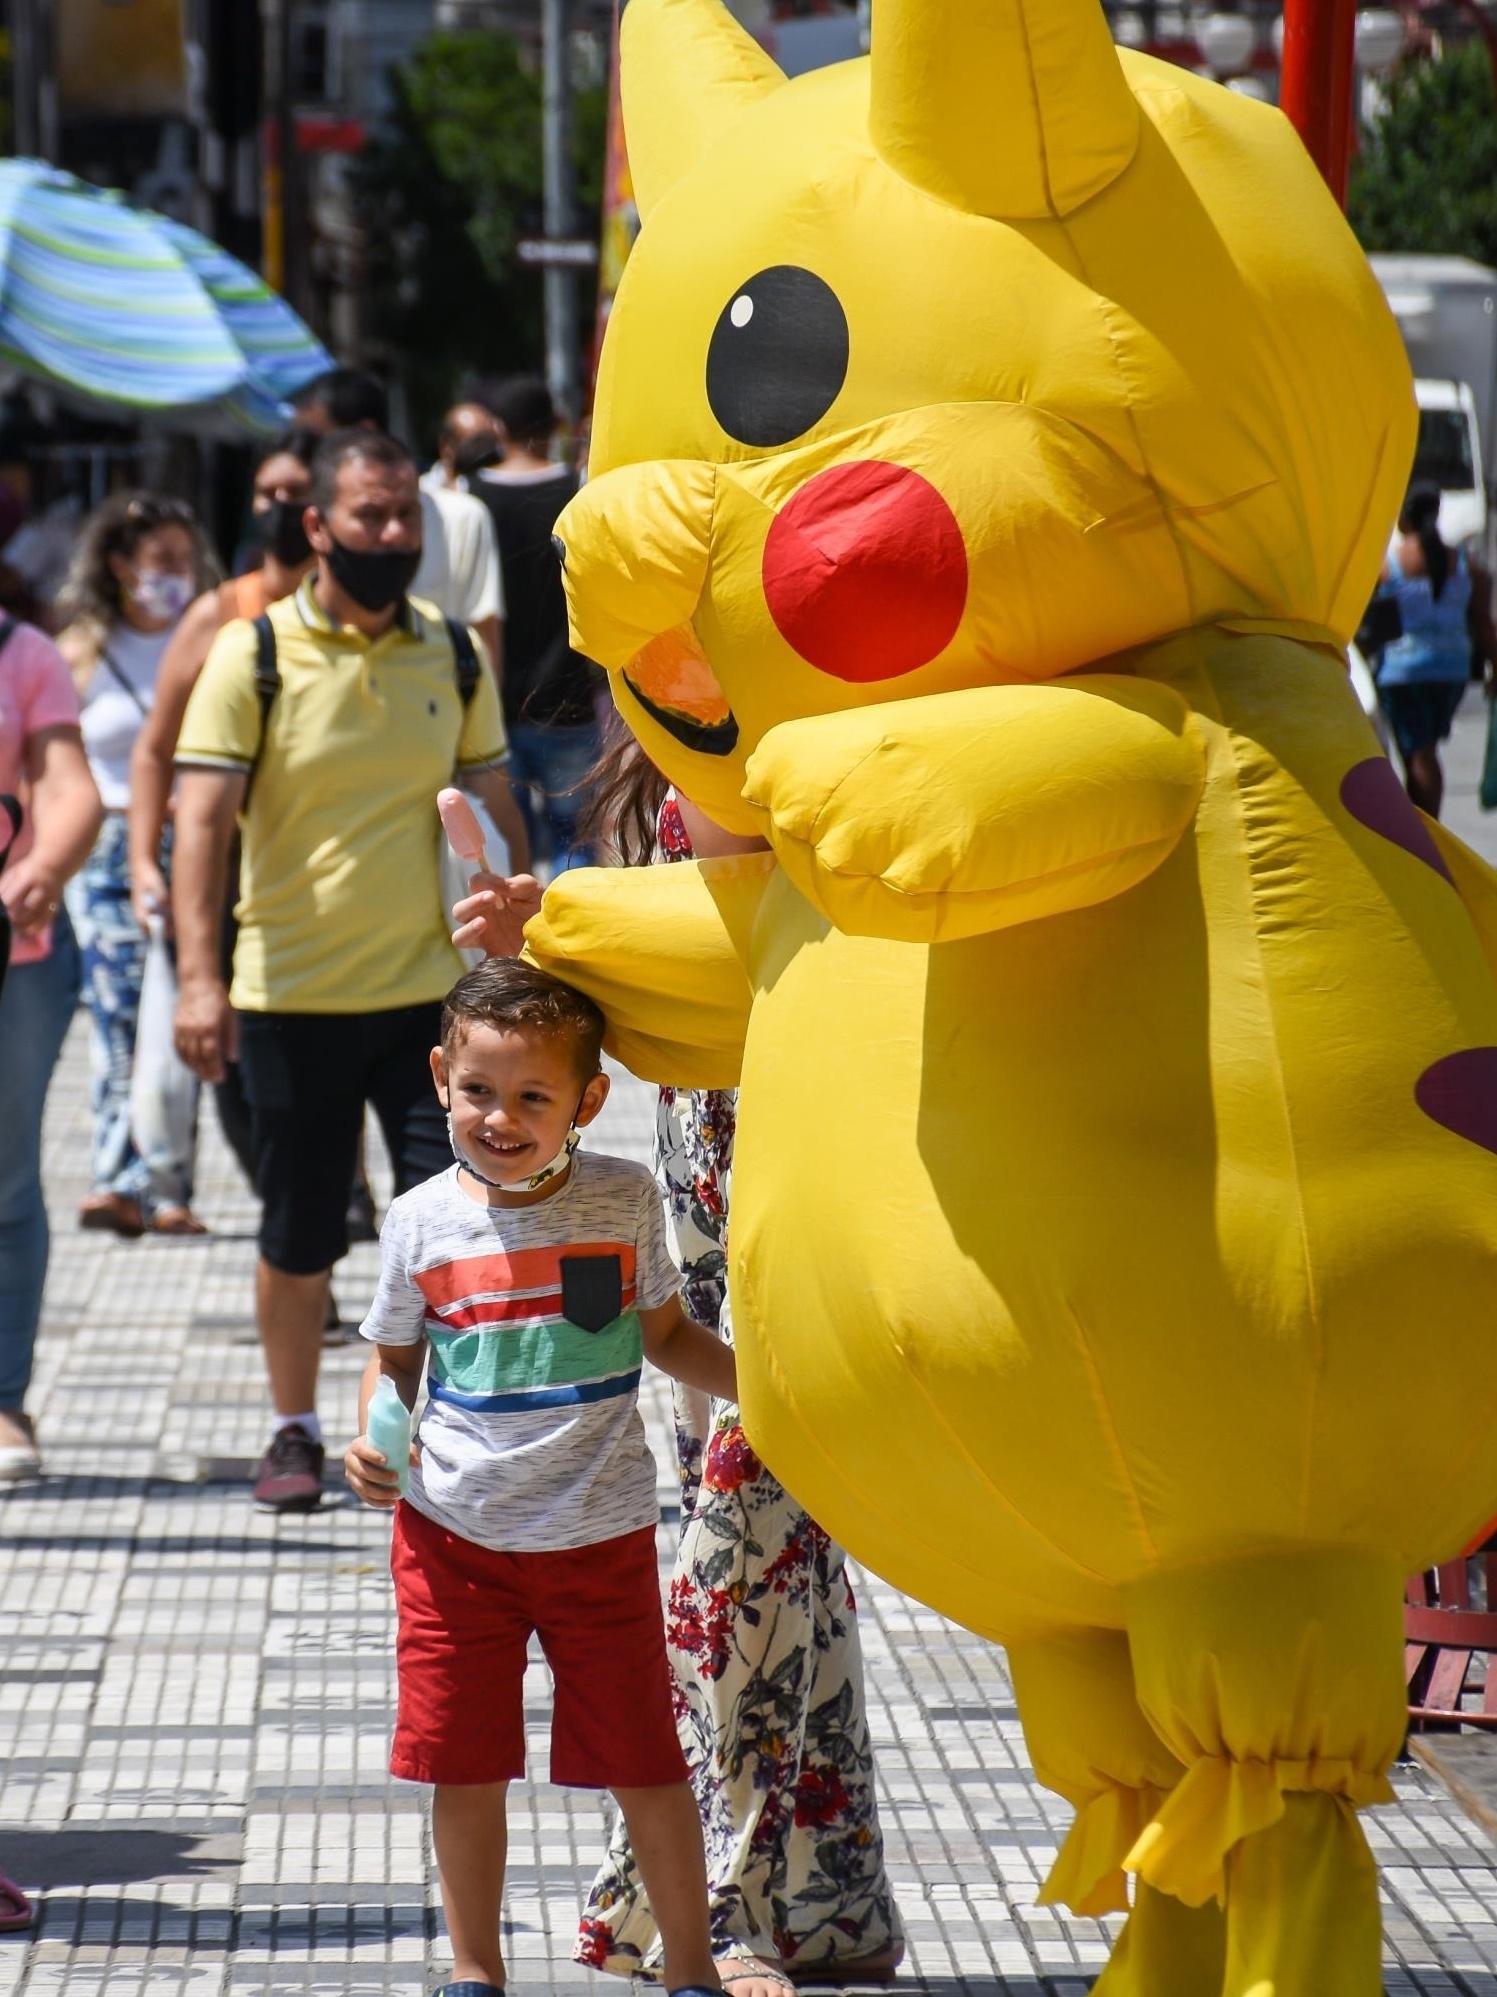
left=438, top=787, right=490, bottom=871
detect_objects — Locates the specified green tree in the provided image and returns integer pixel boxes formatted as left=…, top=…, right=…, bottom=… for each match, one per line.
left=358, top=32, right=605, bottom=444
left=1350, top=40, right=1497, bottom=266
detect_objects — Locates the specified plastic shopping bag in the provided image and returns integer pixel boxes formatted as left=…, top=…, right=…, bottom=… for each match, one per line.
left=130, top=918, right=200, bottom=1198
left=441, top=792, right=511, bottom=968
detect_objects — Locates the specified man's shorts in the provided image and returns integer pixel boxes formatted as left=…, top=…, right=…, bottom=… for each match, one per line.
left=237, top=1004, right=449, bottom=1274
left=390, top=1502, right=689, bottom=1790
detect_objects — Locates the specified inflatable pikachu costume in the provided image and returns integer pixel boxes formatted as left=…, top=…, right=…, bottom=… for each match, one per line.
left=525, top=0, right=1497, bottom=1986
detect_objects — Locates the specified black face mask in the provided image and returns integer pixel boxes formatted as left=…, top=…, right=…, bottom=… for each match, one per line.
left=325, top=536, right=422, bottom=613
left=257, top=498, right=312, bottom=568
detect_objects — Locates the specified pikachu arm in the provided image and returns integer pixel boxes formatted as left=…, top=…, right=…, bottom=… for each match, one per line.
left=741, top=675, right=1205, bottom=944
left=1424, top=816, right=1497, bottom=987
left=520, top=852, right=774, bottom=1089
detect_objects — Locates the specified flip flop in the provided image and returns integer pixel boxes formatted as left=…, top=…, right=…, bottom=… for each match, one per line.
left=0, top=1868, right=33, bottom=1933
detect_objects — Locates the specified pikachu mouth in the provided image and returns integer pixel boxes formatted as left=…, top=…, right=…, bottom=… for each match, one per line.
left=622, top=623, right=740, bottom=758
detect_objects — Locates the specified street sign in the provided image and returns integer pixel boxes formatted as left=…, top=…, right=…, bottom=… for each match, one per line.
left=517, top=237, right=600, bottom=268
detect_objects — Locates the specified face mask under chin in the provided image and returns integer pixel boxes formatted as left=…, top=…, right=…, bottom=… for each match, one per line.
left=447, top=1112, right=581, bottom=1194
left=325, top=536, right=421, bottom=613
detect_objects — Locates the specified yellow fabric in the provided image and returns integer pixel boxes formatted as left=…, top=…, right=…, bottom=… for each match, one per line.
left=868, top=0, right=1139, bottom=219
left=1221, top=1793, right=1384, bottom=1997
left=529, top=0, right=1497, bottom=1983
left=178, top=581, right=506, bottom=1013
left=523, top=852, right=768, bottom=1088
left=1008, top=1630, right=1184, bottom=1917
left=620, top=0, right=782, bottom=219
left=741, top=677, right=1205, bottom=943
left=1123, top=1548, right=1405, bottom=1918
left=1094, top=1885, right=1226, bottom=1997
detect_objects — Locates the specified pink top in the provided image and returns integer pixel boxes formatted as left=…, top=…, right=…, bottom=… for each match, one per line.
left=0, top=621, right=82, bottom=964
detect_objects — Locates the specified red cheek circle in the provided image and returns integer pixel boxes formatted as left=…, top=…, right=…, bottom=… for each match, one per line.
left=762, top=460, right=968, bottom=683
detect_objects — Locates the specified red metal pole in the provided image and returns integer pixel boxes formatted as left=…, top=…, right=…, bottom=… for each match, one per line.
left=1280, top=0, right=1359, bottom=207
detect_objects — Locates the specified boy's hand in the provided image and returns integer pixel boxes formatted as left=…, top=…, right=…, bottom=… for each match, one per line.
left=344, top=1434, right=419, bottom=1508
left=451, top=870, right=544, bottom=958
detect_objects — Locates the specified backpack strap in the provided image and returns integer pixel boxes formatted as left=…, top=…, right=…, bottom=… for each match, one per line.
left=444, top=616, right=480, bottom=707
left=243, top=613, right=280, bottom=804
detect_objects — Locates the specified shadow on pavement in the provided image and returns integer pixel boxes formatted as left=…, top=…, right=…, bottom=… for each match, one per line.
left=0, top=1827, right=241, bottom=1888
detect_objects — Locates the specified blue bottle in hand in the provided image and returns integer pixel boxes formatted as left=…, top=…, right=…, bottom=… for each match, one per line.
left=366, top=1377, right=412, bottom=1498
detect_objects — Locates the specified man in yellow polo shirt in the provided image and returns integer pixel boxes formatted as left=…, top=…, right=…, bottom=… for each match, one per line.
left=171, top=428, right=531, bottom=1513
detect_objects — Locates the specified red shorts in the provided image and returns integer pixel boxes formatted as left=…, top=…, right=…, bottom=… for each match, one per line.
left=390, top=1502, right=689, bottom=1790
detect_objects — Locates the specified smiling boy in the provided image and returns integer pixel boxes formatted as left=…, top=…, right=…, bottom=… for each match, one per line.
left=346, top=958, right=734, bottom=1997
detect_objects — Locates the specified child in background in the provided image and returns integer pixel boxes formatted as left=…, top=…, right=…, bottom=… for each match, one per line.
left=346, top=957, right=735, bottom=1997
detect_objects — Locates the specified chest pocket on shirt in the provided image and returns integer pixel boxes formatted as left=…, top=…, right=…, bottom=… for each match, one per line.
left=561, top=1254, right=624, bottom=1333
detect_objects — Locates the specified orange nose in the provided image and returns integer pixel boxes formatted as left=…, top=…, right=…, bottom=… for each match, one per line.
left=626, top=623, right=734, bottom=728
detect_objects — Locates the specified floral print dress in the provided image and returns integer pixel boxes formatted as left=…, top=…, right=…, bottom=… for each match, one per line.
left=577, top=799, right=903, bottom=1981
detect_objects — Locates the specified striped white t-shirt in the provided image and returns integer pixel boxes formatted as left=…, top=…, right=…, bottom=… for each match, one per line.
left=359, top=1151, right=680, bottom=1552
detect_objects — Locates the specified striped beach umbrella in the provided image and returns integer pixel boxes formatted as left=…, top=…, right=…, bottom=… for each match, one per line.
left=0, top=159, right=331, bottom=432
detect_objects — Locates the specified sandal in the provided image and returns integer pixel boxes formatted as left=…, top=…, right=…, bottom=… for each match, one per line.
left=149, top=1206, right=208, bottom=1236
left=77, top=1192, right=145, bottom=1238
left=0, top=1867, right=32, bottom=1933
left=718, top=1961, right=796, bottom=1996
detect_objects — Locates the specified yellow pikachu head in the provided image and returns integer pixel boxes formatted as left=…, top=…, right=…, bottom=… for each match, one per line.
left=557, top=0, right=1415, bottom=830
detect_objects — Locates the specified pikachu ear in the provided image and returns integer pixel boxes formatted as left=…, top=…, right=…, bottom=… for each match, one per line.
left=870, top=0, right=1139, bottom=219
left=622, top=0, right=787, bottom=219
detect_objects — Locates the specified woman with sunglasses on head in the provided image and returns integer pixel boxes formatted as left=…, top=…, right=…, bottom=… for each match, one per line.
left=126, top=432, right=319, bottom=1189
left=57, top=490, right=219, bottom=1237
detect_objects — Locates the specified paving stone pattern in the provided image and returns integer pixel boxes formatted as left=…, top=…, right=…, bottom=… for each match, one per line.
left=6, top=699, right=1497, bottom=1993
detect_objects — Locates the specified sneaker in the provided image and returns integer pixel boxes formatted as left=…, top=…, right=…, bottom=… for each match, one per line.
left=0, top=1409, right=41, bottom=1483
left=253, top=1425, right=325, bottom=1512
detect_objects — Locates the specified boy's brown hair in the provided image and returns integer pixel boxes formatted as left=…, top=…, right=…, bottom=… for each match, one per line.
left=442, top=958, right=605, bottom=1078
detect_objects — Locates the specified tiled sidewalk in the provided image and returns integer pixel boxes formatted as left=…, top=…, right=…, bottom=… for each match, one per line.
left=6, top=695, right=1497, bottom=1995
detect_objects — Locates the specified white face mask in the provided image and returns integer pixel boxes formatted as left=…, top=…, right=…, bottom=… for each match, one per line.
left=447, top=1112, right=581, bottom=1193
left=131, top=567, right=194, bottom=622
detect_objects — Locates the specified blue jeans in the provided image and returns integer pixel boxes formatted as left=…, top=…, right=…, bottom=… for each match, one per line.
left=66, top=814, right=196, bottom=1210
left=0, top=915, right=80, bottom=1409
left=507, top=719, right=601, bottom=872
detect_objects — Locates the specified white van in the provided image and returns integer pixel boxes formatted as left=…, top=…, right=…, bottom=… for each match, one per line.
left=1413, top=378, right=1486, bottom=554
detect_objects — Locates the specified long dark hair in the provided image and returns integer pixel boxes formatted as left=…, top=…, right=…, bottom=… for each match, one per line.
left=578, top=718, right=667, bottom=866
left=1400, top=481, right=1451, bottom=601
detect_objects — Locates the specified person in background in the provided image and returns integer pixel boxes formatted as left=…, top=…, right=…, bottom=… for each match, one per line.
left=1375, top=480, right=1497, bottom=818
left=0, top=609, right=104, bottom=1479
left=57, top=492, right=219, bottom=1238
left=0, top=396, right=49, bottom=625
left=171, top=429, right=529, bottom=1514
left=127, top=428, right=319, bottom=1190
left=421, top=401, right=503, bottom=494
left=292, top=369, right=505, bottom=680
left=474, top=376, right=602, bottom=871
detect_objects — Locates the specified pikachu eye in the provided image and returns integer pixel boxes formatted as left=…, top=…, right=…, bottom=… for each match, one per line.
left=706, top=266, right=849, bottom=449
